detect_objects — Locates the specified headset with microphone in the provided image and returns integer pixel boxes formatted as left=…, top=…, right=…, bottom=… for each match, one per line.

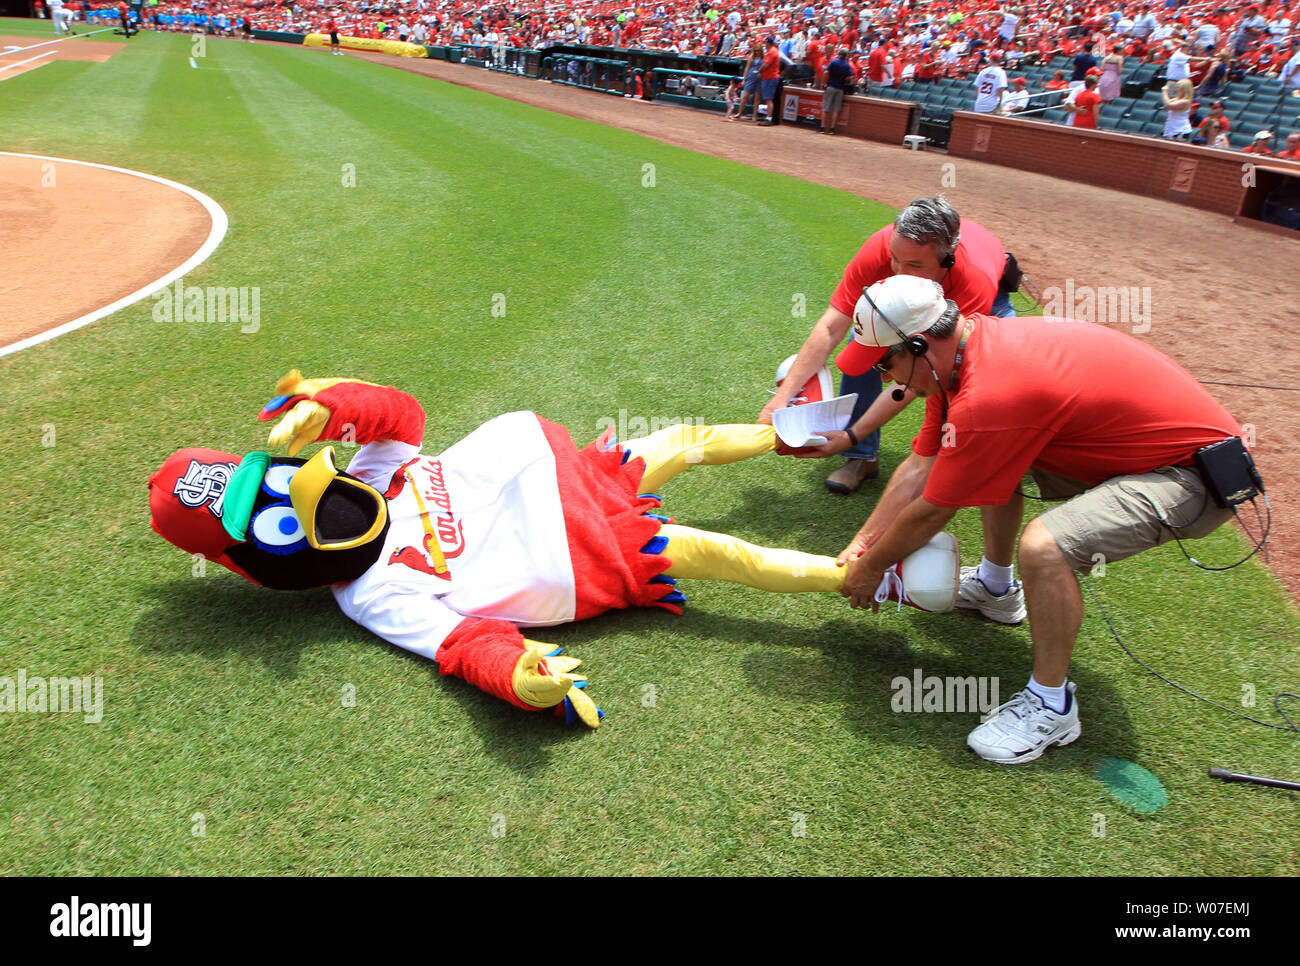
left=859, top=284, right=948, bottom=410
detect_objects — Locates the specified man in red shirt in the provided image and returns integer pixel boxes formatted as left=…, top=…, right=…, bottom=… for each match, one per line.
left=1243, top=130, right=1274, bottom=154
left=759, top=196, right=1014, bottom=495
left=1279, top=132, right=1300, bottom=159
left=865, top=39, right=890, bottom=91
left=1066, top=73, right=1101, bottom=127
left=835, top=274, right=1245, bottom=764
left=757, top=35, right=781, bottom=125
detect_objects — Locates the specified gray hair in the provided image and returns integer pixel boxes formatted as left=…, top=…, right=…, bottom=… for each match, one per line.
left=924, top=299, right=961, bottom=340
left=894, top=196, right=962, bottom=261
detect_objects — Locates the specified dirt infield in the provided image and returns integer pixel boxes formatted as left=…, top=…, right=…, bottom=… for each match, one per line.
left=360, top=53, right=1299, bottom=601
left=0, top=154, right=214, bottom=350
left=0, top=33, right=118, bottom=81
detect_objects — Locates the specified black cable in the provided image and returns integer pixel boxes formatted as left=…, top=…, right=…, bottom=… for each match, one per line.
left=1199, top=381, right=1300, bottom=392
left=1164, top=494, right=1272, bottom=572
left=1081, top=579, right=1300, bottom=734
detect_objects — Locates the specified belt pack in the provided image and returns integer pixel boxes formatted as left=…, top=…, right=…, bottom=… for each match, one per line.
left=998, top=252, right=1023, bottom=294
left=1194, top=437, right=1265, bottom=508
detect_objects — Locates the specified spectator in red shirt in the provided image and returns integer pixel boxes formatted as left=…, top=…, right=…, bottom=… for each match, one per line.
left=1279, top=132, right=1300, bottom=159
left=1243, top=130, right=1275, bottom=154
left=1065, top=74, right=1101, bottom=127
left=757, top=35, right=781, bottom=125
left=866, top=39, right=890, bottom=91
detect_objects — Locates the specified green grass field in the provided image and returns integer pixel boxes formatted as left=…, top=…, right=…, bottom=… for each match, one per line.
left=2, top=23, right=1297, bottom=876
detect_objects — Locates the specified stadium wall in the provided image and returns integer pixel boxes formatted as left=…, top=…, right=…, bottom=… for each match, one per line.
left=946, top=112, right=1299, bottom=218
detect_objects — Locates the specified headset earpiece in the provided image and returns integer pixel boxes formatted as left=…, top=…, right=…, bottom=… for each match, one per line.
left=905, top=334, right=929, bottom=356
left=939, top=250, right=955, bottom=270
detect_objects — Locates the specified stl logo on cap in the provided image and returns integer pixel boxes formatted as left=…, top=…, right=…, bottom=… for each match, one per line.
left=173, top=458, right=238, bottom=518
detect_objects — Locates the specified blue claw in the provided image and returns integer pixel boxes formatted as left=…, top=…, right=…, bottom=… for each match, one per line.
left=561, top=686, right=601, bottom=728
left=649, top=574, right=677, bottom=585
left=262, top=394, right=291, bottom=414
left=645, top=512, right=672, bottom=523
left=641, top=535, right=669, bottom=555
left=544, top=646, right=563, bottom=657
left=660, top=589, right=687, bottom=605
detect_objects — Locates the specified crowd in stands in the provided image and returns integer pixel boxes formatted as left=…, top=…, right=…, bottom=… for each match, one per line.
left=37, top=0, right=1300, bottom=155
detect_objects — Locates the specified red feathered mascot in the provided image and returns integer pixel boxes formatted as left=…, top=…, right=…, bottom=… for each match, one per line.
left=150, top=371, right=958, bottom=727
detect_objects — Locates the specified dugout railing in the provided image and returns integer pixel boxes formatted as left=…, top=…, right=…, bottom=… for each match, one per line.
left=541, top=55, right=629, bottom=96
left=487, top=47, right=542, bottom=78
left=648, top=68, right=738, bottom=114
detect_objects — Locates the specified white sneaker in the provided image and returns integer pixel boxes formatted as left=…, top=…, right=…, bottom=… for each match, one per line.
left=967, top=684, right=1081, bottom=764
left=956, top=566, right=1026, bottom=624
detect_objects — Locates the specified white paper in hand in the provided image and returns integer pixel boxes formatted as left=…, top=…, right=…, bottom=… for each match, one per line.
left=772, top=393, right=859, bottom=448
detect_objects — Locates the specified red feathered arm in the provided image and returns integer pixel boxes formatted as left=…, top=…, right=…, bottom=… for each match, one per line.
left=256, top=370, right=426, bottom=455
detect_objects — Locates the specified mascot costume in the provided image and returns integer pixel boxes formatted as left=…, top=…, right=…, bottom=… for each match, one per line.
left=149, top=370, right=959, bottom=728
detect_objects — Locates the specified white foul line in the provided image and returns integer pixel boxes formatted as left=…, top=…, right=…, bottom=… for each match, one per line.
left=0, top=50, right=55, bottom=73
left=0, top=152, right=229, bottom=358
left=0, top=27, right=117, bottom=55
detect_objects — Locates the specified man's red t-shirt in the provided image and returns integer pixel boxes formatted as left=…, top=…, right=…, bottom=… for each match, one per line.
left=830, top=220, right=1006, bottom=321
left=1071, top=89, right=1101, bottom=127
left=867, top=45, right=888, bottom=81
left=760, top=46, right=781, bottom=79
left=912, top=315, right=1241, bottom=507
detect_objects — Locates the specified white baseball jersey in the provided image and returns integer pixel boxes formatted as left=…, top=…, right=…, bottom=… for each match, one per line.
left=974, top=65, right=1008, bottom=112
left=332, top=412, right=575, bottom=663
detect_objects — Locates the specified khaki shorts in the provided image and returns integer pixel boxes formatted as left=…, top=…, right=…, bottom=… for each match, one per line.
left=1031, top=465, right=1234, bottom=572
left=823, top=86, right=844, bottom=113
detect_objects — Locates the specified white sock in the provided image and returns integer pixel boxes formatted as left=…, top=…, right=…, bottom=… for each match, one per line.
left=977, top=557, right=1014, bottom=596
left=1027, top=675, right=1069, bottom=714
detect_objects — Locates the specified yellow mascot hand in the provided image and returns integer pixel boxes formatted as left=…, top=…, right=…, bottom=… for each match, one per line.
left=267, top=400, right=333, bottom=456
left=259, top=369, right=385, bottom=456
left=511, top=642, right=602, bottom=728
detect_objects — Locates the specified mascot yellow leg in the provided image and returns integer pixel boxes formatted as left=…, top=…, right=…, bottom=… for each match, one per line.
left=659, top=524, right=845, bottom=593
left=622, top=424, right=776, bottom=493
